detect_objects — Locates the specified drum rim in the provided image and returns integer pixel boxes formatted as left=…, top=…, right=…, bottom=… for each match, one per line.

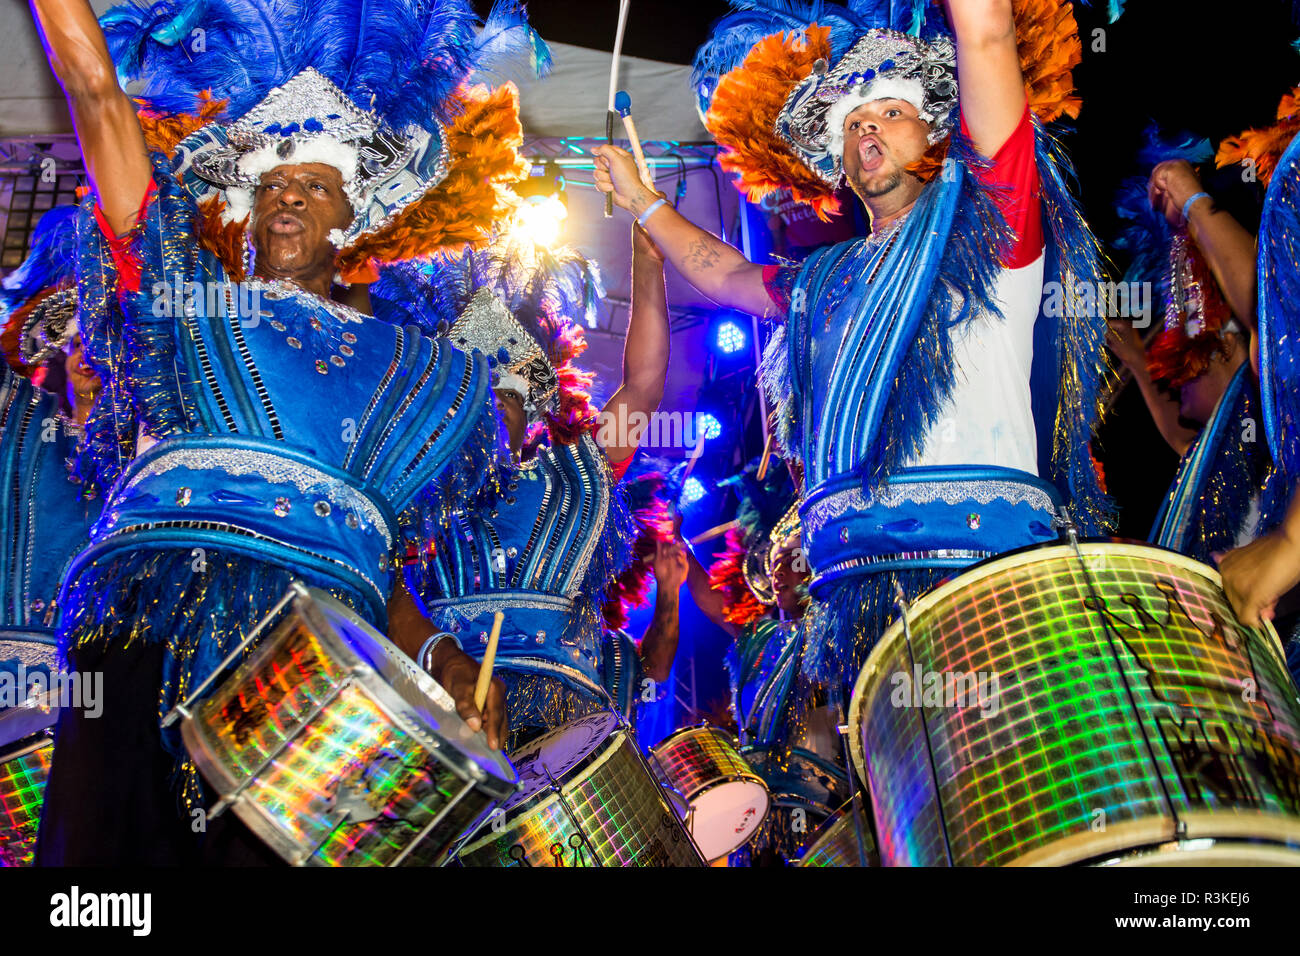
left=0, top=692, right=59, bottom=750
left=0, top=728, right=55, bottom=768
left=846, top=539, right=1284, bottom=791
left=457, top=719, right=637, bottom=857
left=651, top=722, right=740, bottom=751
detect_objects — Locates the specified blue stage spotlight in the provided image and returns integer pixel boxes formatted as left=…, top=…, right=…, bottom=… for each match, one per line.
left=695, top=413, right=723, bottom=441
left=681, top=477, right=706, bottom=507
left=712, top=317, right=748, bottom=356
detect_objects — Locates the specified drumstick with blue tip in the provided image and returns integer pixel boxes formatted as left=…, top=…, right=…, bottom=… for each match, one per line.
left=474, top=611, right=505, bottom=716
left=615, top=90, right=654, bottom=190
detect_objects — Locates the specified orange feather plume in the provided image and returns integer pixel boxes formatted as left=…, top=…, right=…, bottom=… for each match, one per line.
left=708, top=525, right=770, bottom=628
left=704, top=25, right=840, bottom=220
left=334, top=83, right=529, bottom=281
left=1013, top=0, right=1083, bottom=124
left=1216, top=85, right=1300, bottom=189
left=137, top=92, right=228, bottom=156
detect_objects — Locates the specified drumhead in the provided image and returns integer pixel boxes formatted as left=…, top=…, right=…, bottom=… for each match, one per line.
left=689, top=779, right=770, bottom=861
left=503, top=711, right=619, bottom=813
left=301, top=588, right=517, bottom=794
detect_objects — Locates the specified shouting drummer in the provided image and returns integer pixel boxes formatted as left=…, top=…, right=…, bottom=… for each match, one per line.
left=26, top=0, right=540, bottom=864
left=594, top=0, right=1114, bottom=710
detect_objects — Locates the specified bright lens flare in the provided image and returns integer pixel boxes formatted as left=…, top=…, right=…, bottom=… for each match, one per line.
left=511, top=194, right=568, bottom=248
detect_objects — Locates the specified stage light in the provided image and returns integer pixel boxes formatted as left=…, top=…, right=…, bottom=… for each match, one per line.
left=713, top=318, right=747, bottom=356
left=511, top=193, right=568, bottom=248
left=696, top=413, right=722, bottom=441
left=681, top=477, right=706, bottom=507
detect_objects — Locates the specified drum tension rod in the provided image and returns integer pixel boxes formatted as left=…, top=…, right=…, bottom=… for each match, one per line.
left=162, top=582, right=306, bottom=728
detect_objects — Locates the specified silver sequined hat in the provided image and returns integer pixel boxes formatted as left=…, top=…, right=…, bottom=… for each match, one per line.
left=776, top=29, right=958, bottom=186
left=18, top=288, right=79, bottom=365
left=170, top=68, right=450, bottom=248
left=447, top=288, right=559, bottom=422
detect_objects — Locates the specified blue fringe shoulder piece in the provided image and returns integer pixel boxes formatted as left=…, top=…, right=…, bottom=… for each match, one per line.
left=1257, top=130, right=1300, bottom=487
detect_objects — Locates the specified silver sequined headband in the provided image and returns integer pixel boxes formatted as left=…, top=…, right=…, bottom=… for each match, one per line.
left=776, top=30, right=958, bottom=187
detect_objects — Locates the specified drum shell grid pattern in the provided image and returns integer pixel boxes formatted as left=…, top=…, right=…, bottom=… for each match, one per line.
left=461, top=724, right=705, bottom=867
left=850, top=544, right=1300, bottom=867
left=184, top=613, right=495, bottom=867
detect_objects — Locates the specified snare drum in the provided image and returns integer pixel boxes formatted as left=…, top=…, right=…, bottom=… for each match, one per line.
left=649, top=724, right=770, bottom=862
left=848, top=542, right=1300, bottom=866
left=796, top=794, right=877, bottom=867
left=457, top=711, right=706, bottom=866
left=0, top=633, right=61, bottom=868
left=180, top=585, right=518, bottom=867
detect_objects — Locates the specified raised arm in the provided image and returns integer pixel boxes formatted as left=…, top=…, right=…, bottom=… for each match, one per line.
left=30, top=0, right=151, bottom=235
left=943, top=0, right=1026, bottom=157
left=600, top=222, right=671, bottom=465
left=592, top=145, right=774, bottom=319
left=1149, top=161, right=1259, bottom=335
left=638, top=536, right=688, bottom=683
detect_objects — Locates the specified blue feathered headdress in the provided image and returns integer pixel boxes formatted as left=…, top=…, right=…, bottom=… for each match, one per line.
left=0, top=206, right=79, bottom=309
left=373, top=236, right=603, bottom=424
left=99, top=0, right=549, bottom=249
left=692, top=1, right=940, bottom=118
left=1112, top=124, right=1214, bottom=292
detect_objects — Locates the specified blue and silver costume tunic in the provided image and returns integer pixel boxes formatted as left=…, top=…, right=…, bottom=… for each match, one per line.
left=414, top=431, right=633, bottom=737
left=1151, top=364, right=1283, bottom=566
left=0, top=368, right=102, bottom=696
left=725, top=617, right=847, bottom=865
left=59, top=153, right=498, bottom=777
left=759, top=125, right=1112, bottom=706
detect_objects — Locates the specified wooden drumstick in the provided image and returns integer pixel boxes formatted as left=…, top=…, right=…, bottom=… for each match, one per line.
left=474, top=611, right=505, bottom=714
left=615, top=90, right=654, bottom=189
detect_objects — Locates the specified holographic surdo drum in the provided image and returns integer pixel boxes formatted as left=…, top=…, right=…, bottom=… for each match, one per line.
left=175, top=584, right=518, bottom=866
left=796, top=794, right=878, bottom=867
left=847, top=542, right=1300, bottom=866
left=0, top=634, right=61, bottom=868
left=457, top=711, right=706, bottom=866
left=648, top=723, right=770, bottom=862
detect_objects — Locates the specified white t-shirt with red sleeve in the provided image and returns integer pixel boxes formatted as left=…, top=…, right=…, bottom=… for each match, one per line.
left=910, top=104, right=1046, bottom=473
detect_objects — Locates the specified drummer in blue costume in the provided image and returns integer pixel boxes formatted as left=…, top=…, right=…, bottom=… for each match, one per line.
left=1108, top=129, right=1283, bottom=567
left=672, top=463, right=847, bottom=865
left=1217, top=91, right=1300, bottom=656
left=0, top=206, right=104, bottom=711
left=26, top=0, right=544, bottom=864
left=384, top=224, right=672, bottom=744
left=595, top=0, right=1113, bottom=708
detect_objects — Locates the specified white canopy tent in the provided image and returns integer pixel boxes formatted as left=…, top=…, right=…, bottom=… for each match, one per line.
left=0, top=7, right=755, bottom=462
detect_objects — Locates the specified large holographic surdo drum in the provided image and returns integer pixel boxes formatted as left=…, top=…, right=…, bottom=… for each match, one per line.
left=457, top=711, right=706, bottom=866
left=649, top=724, right=770, bottom=862
left=175, top=584, right=518, bottom=866
left=847, top=542, right=1300, bottom=866
left=0, top=635, right=60, bottom=868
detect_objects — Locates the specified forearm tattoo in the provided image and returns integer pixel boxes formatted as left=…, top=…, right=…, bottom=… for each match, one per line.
left=684, top=237, right=722, bottom=273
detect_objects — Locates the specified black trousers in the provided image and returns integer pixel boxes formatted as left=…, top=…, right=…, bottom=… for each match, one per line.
left=35, top=639, right=282, bottom=866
